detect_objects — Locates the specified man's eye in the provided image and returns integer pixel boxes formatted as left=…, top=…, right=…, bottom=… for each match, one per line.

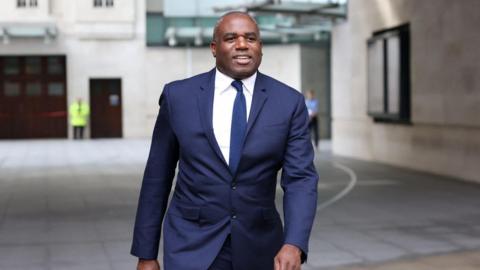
left=225, top=37, right=235, bottom=42
left=248, top=37, right=257, bottom=42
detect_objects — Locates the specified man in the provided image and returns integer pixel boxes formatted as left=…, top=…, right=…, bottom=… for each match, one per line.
left=69, top=98, right=89, bottom=139
left=131, top=11, right=318, bottom=270
left=305, top=90, right=319, bottom=148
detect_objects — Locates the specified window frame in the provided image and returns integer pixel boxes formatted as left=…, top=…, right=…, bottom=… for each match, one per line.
left=367, top=23, right=411, bottom=124
left=17, top=0, right=26, bottom=8
left=94, top=0, right=114, bottom=8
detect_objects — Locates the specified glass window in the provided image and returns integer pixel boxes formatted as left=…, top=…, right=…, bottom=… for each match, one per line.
left=4, top=57, right=20, bottom=75
left=29, top=0, right=38, bottom=7
left=106, top=0, right=114, bottom=7
left=26, top=82, right=42, bottom=96
left=48, top=82, right=64, bottom=96
left=94, top=0, right=102, bottom=7
left=47, top=57, right=63, bottom=75
left=367, top=24, right=410, bottom=123
left=387, top=36, right=400, bottom=115
left=4, top=82, right=20, bottom=96
left=17, top=0, right=26, bottom=7
left=25, top=57, right=41, bottom=75
left=367, top=39, right=384, bottom=114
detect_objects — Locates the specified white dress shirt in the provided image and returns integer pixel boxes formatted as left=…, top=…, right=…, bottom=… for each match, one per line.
left=212, top=69, right=256, bottom=164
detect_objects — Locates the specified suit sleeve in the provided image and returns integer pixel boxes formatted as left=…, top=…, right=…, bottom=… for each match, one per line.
left=281, top=93, right=319, bottom=263
left=131, top=85, right=179, bottom=259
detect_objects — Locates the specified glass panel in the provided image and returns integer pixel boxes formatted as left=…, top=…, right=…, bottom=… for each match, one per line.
left=367, top=39, right=384, bottom=114
left=17, top=0, right=26, bottom=7
left=48, top=82, right=64, bottom=96
left=387, top=35, right=400, bottom=115
left=4, top=82, right=20, bottom=96
left=146, top=14, right=167, bottom=45
left=94, top=0, right=102, bottom=7
left=25, top=57, right=41, bottom=74
left=26, top=82, right=42, bottom=96
left=47, top=57, right=64, bottom=75
left=4, top=57, right=20, bottom=75
left=106, top=0, right=114, bottom=7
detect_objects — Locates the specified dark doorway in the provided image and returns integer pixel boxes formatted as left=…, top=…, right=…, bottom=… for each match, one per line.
left=89, top=79, right=122, bottom=138
left=0, top=56, right=67, bottom=139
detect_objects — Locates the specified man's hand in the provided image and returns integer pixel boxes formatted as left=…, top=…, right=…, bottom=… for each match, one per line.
left=274, top=244, right=302, bottom=270
left=137, top=259, right=160, bottom=270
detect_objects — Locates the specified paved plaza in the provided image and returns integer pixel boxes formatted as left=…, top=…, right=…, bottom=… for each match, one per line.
left=0, top=139, right=479, bottom=270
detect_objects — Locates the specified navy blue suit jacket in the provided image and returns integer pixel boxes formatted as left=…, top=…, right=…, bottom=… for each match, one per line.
left=131, top=69, right=318, bottom=270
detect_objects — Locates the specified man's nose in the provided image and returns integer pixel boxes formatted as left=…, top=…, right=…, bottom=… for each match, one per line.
left=235, top=37, right=248, bottom=49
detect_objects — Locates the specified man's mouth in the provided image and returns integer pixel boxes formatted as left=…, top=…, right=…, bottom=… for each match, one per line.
left=233, top=55, right=252, bottom=65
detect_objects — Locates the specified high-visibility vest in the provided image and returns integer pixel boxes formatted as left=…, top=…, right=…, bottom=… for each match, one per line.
left=69, top=102, right=90, bottom=127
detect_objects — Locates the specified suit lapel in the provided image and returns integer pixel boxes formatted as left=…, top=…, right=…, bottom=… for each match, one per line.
left=245, top=72, right=268, bottom=139
left=197, top=69, right=231, bottom=172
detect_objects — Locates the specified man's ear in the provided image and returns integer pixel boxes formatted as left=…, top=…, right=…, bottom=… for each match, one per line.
left=210, top=41, right=217, bottom=58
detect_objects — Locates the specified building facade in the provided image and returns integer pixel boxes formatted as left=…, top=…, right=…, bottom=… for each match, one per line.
left=331, top=0, right=480, bottom=183
left=0, top=0, right=331, bottom=139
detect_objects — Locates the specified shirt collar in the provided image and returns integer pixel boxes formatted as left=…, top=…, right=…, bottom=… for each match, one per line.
left=215, top=68, right=257, bottom=95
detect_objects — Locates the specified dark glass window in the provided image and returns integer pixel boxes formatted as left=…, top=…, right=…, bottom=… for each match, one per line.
left=25, top=57, right=41, bottom=74
left=47, top=57, right=63, bottom=75
left=48, top=82, right=64, bottom=96
left=367, top=24, right=410, bottom=123
left=106, top=0, right=114, bottom=7
left=4, top=57, right=20, bottom=75
left=26, top=82, right=42, bottom=96
left=17, top=0, right=26, bottom=7
left=94, top=0, right=103, bottom=7
left=29, top=0, right=37, bottom=7
left=4, top=82, right=20, bottom=96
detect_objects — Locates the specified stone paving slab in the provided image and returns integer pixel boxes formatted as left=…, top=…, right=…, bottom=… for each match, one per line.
left=0, top=139, right=480, bottom=270
left=333, top=250, right=480, bottom=270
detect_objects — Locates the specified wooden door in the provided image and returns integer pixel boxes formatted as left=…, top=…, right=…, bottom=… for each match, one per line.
left=0, top=56, right=67, bottom=139
left=89, top=79, right=122, bottom=138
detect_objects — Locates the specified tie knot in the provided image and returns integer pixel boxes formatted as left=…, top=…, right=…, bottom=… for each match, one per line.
left=231, top=80, right=243, bottom=93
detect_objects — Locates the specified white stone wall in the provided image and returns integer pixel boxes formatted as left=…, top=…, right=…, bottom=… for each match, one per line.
left=0, top=0, right=51, bottom=22
left=74, top=0, right=136, bottom=23
left=146, top=0, right=164, bottom=12
left=331, top=0, right=480, bottom=183
left=0, top=0, right=303, bottom=139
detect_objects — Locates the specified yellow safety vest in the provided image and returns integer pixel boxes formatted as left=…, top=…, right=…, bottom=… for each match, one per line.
left=69, top=102, right=90, bottom=127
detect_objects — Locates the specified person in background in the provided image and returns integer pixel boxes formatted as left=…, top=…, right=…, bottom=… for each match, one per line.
left=69, top=98, right=90, bottom=140
left=305, top=90, right=319, bottom=148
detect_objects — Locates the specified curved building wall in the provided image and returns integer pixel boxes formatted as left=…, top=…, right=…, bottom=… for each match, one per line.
left=331, top=0, right=480, bottom=183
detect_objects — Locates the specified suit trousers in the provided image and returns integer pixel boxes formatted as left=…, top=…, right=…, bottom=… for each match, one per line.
left=208, top=235, right=233, bottom=270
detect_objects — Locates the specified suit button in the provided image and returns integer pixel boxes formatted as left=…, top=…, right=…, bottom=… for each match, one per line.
left=231, top=182, right=237, bottom=190
left=231, top=212, right=237, bottom=219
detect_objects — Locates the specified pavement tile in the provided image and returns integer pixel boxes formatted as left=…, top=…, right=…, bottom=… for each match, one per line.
left=1, top=140, right=480, bottom=269
left=0, top=245, right=48, bottom=268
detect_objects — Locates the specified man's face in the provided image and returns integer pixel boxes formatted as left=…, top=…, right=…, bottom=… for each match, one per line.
left=210, top=14, right=263, bottom=80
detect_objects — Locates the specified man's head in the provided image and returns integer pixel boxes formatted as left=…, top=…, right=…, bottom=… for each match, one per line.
left=210, top=12, right=263, bottom=80
left=306, top=90, right=314, bottom=99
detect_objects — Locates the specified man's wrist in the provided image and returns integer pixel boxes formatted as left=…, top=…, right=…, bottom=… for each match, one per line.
left=283, top=244, right=302, bottom=255
left=139, top=258, right=157, bottom=262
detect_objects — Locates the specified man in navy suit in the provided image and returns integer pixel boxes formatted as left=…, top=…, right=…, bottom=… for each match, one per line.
left=131, top=11, right=318, bottom=270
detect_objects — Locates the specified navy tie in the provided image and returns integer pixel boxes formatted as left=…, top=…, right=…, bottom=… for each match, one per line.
left=229, top=80, right=247, bottom=174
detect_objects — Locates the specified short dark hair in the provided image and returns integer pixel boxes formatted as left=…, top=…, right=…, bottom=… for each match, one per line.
left=212, top=11, right=260, bottom=42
